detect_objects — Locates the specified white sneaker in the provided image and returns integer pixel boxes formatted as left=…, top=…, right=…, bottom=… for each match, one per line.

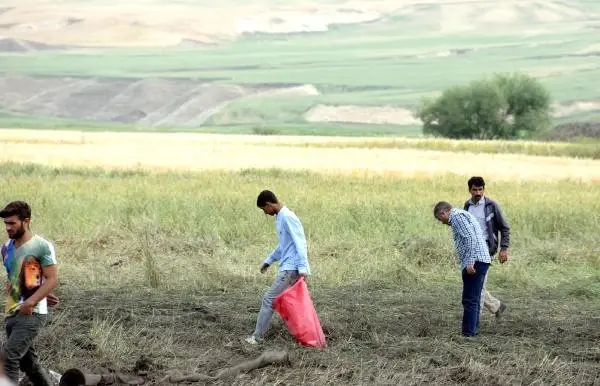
left=244, top=335, right=259, bottom=345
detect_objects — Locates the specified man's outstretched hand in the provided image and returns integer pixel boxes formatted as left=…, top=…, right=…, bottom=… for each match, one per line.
left=260, top=263, right=270, bottom=274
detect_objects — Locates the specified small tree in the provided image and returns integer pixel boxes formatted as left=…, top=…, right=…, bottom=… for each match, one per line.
left=416, top=73, right=552, bottom=140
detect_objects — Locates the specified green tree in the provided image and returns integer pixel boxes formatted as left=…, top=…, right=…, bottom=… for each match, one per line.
left=416, top=73, right=552, bottom=139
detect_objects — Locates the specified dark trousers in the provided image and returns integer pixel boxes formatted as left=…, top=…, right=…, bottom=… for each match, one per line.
left=3, top=314, right=52, bottom=386
left=461, top=261, right=490, bottom=336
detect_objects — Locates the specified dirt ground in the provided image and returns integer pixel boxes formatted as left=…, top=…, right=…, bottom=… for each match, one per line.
left=34, top=282, right=600, bottom=385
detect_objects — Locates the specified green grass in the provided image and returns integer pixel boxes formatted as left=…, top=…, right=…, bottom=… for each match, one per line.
left=0, top=111, right=422, bottom=136
left=267, top=137, right=600, bottom=159
left=1, top=10, right=600, bottom=134
left=2, top=162, right=598, bottom=384
left=0, top=110, right=129, bottom=131
left=1, top=29, right=598, bottom=90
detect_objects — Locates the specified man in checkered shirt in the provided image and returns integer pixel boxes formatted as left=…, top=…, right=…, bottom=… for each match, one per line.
left=434, top=201, right=492, bottom=337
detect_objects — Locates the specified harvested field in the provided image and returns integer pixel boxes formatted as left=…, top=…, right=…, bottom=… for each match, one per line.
left=0, top=76, right=319, bottom=128
left=1, top=129, right=599, bottom=181
left=305, top=105, right=421, bottom=125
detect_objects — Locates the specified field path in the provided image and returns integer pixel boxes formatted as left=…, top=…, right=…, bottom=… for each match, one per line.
left=1, top=129, right=599, bottom=181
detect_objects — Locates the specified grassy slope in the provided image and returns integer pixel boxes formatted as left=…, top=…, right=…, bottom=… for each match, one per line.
left=2, top=163, right=598, bottom=384
left=0, top=110, right=422, bottom=137
left=1, top=4, right=600, bottom=135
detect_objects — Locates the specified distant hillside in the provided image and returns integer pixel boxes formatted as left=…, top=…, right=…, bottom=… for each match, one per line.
left=0, top=0, right=596, bottom=48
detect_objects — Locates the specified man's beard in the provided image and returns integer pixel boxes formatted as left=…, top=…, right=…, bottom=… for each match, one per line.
left=8, top=227, right=25, bottom=240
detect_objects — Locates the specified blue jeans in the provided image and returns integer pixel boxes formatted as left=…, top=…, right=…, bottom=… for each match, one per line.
left=461, top=261, right=490, bottom=336
left=253, top=270, right=299, bottom=339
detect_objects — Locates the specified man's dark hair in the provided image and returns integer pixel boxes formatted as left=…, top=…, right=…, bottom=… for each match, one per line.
left=433, top=201, right=452, bottom=219
left=468, top=176, right=486, bottom=189
left=0, top=201, right=31, bottom=221
left=256, top=190, right=278, bottom=208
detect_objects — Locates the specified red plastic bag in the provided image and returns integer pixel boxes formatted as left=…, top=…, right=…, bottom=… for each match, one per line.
left=273, top=277, right=327, bottom=348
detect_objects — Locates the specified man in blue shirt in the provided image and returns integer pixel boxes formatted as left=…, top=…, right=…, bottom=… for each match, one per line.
left=245, top=190, right=311, bottom=344
left=434, top=201, right=491, bottom=337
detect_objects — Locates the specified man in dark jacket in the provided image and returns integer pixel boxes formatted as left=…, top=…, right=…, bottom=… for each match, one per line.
left=464, top=177, right=510, bottom=319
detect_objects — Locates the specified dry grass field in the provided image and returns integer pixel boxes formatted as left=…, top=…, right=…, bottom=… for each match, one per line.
left=0, top=129, right=599, bottom=385
left=1, top=129, right=600, bottom=182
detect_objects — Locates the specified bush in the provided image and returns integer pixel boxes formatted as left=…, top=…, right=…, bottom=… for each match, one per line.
left=252, top=126, right=280, bottom=135
left=416, top=73, right=552, bottom=139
